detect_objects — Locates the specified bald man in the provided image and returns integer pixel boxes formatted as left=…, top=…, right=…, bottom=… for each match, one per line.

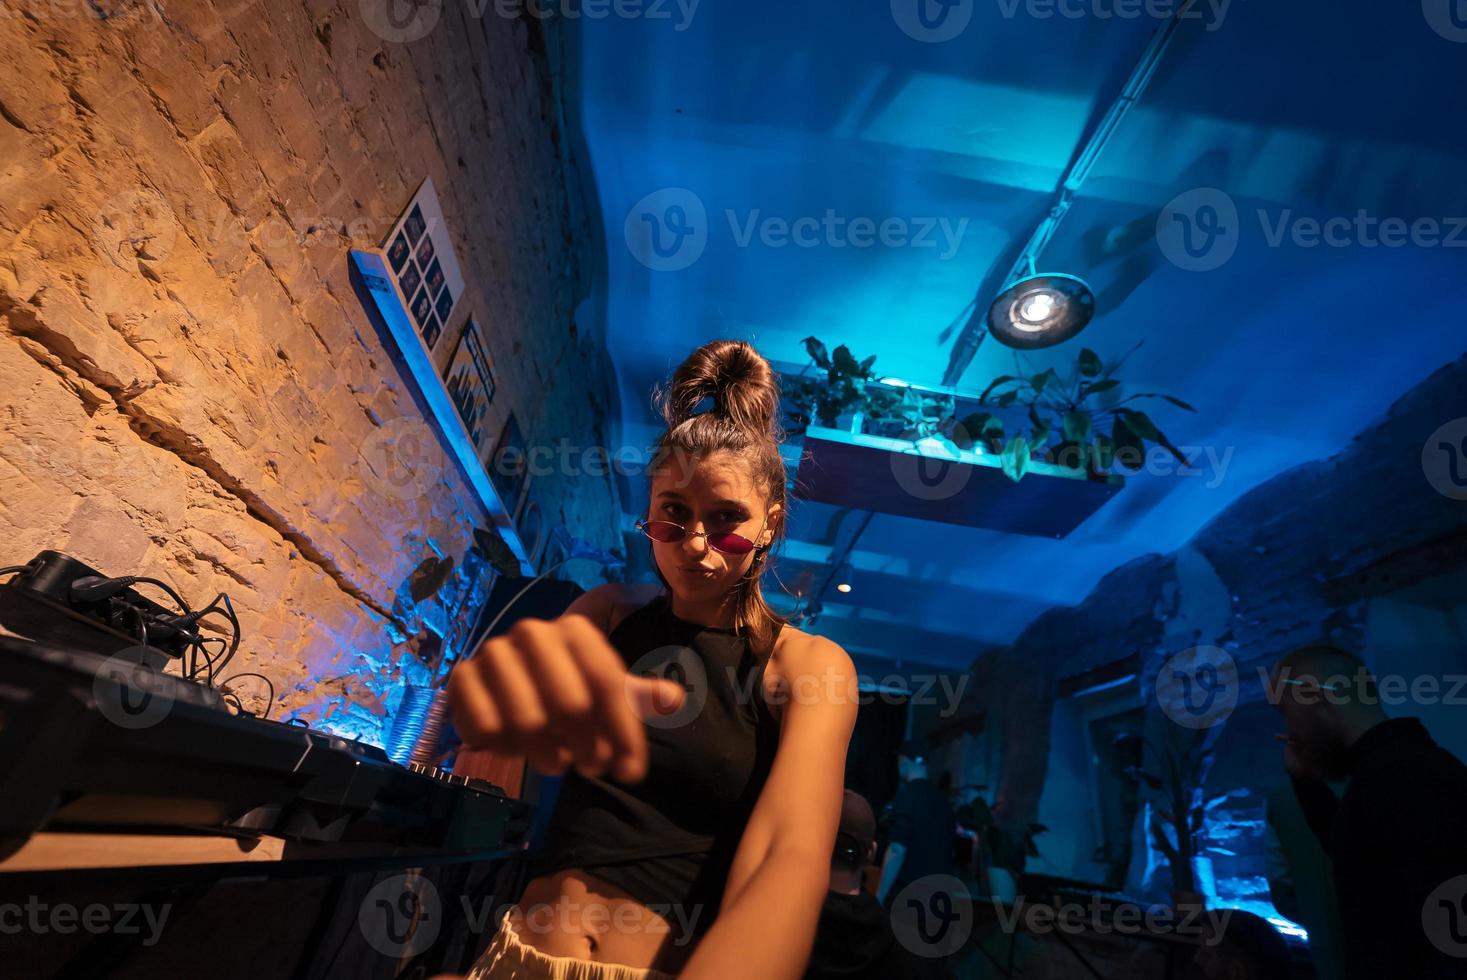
left=1270, top=644, right=1467, bottom=979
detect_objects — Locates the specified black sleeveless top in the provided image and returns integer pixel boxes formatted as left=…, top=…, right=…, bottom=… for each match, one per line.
left=527, top=593, right=783, bottom=936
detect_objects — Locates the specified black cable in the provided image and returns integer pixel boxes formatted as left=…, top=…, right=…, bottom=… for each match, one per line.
left=0, top=565, right=33, bottom=577
left=130, top=577, right=192, bottom=615
left=219, top=672, right=274, bottom=719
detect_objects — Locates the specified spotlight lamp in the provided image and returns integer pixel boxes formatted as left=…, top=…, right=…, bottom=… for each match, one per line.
left=986, top=273, right=1096, bottom=350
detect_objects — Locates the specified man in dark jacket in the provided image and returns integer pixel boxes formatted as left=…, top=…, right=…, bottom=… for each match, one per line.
left=804, top=790, right=953, bottom=979
left=877, top=737, right=957, bottom=905
left=1271, top=644, right=1467, bottom=979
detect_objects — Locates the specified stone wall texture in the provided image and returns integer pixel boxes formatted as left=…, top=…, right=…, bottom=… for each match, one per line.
left=0, top=1, right=621, bottom=742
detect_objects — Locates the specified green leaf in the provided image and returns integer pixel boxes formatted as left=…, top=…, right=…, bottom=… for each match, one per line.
left=1092, top=433, right=1116, bottom=473
left=996, top=390, right=1020, bottom=409
left=1124, top=766, right=1165, bottom=791
left=1079, top=348, right=1103, bottom=378
left=1062, top=410, right=1092, bottom=445
left=1079, top=379, right=1121, bottom=399
left=801, top=336, right=830, bottom=369
left=952, top=412, right=993, bottom=450
left=1129, top=392, right=1197, bottom=412
left=1112, top=415, right=1145, bottom=472
left=858, top=354, right=877, bottom=377
left=1115, top=408, right=1159, bottom=441
left=979, top=374, right=1022, bottom=404
left=831, top=344, right=862, bottom=377
left=1031, top=368, right=1060, bottom=394
left=1117, top=409, right=1190, bottom=467
left=1001, top=434, right=1031, bottom=482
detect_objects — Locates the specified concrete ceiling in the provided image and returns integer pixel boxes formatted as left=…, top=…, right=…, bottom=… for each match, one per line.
left=566, top=1, right=1467, bottom=669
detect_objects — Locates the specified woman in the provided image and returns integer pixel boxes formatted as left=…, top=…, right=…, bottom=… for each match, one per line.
left=450, top=339, right=859, bottom=980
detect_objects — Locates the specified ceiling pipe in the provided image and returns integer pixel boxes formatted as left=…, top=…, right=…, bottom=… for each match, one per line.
left=941, top=0, right=1204, bottom=385
left=794, top=510, right=875, bottom=626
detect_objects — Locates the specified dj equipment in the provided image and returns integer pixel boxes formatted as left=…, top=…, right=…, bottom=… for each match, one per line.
left=0, top=634, right=532, bottom=853
left=0, top=551, right=197, bottom=666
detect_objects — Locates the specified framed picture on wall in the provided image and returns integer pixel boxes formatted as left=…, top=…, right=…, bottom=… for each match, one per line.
left=443, top=318, right=496, bottom=452
left=379, top=181, right=466, bottom=352
left=490, top=412, right=530, bottom=520
left=349, top=178, right=534, bottom=574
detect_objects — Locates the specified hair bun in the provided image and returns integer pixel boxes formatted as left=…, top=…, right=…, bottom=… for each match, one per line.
left=659, top=339, right=780, bottom=435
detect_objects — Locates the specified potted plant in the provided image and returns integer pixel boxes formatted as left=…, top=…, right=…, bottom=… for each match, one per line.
left=1114, top=727, right=1242, bottom=908
left=962, top=795, right=1047, bottom=902
left=783, top=337, right=955, bottom=441
left=957, top=342, right=1196, bottom=483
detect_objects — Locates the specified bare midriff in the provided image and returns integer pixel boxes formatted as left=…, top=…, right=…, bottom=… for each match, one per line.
left=509, top=868, right=699, bottom=974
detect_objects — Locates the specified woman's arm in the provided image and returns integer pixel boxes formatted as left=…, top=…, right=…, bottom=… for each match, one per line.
left=679, top=635, right=858, bottom=980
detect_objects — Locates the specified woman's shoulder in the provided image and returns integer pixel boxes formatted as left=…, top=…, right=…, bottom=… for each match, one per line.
left=564, top=582, right=663, bottom=635
left=768, top=622, right=855, bottom=681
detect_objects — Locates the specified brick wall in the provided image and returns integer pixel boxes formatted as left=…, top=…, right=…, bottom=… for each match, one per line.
left=0, top=1, right=622, bottom=742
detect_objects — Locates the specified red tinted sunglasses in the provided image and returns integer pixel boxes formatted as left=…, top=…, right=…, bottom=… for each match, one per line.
left=636, top=518, right=762, bottom=556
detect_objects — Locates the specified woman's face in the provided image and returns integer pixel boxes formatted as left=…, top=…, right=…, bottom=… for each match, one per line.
left=647, top=450, right=778, bottom=602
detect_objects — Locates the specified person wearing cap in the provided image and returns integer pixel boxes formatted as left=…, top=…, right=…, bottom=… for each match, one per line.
left=876, top=737, right=957, bottom=907
left=803, top=790, right=954, bottom=979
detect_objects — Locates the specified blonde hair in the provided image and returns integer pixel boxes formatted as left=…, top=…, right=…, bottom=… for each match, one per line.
left=650, top=339, right=788, bottom=656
